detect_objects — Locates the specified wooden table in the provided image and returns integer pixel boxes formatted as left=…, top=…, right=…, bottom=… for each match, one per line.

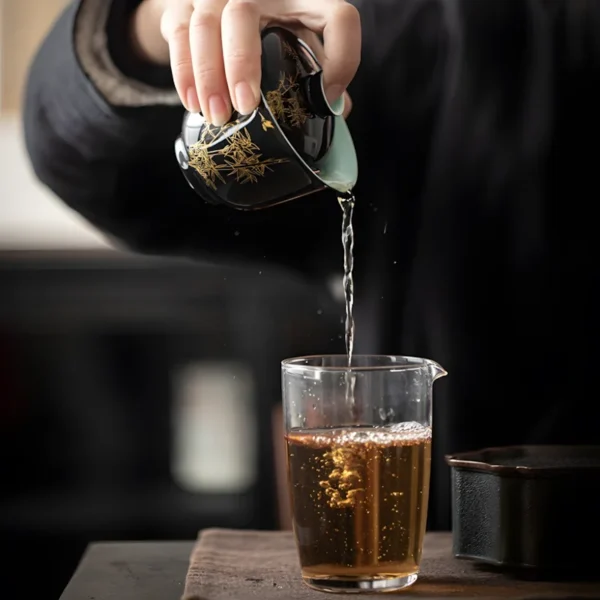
left=59, top=540, right=192, bottom=600
left=59, top=533, right=599, bottom=599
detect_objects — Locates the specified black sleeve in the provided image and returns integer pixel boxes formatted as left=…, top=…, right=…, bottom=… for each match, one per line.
left=23, top=0, right=347, bottom=275
left=22, top=0, right=446, bottom=274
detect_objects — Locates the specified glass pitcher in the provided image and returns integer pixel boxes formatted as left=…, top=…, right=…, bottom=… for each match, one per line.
left=282, top=354, right=447, bottom=593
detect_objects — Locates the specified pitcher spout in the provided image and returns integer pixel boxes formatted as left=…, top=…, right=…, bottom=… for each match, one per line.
left=427, top=360, right=448, bottom=382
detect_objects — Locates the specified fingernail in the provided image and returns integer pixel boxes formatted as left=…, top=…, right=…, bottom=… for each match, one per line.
left=234, top=81, right=258, bottom=115
left=325, top=85, right=344, bottom=105
left=186, top=87, right=200, bottom=113
left=208, top=94, right=230, bottom=127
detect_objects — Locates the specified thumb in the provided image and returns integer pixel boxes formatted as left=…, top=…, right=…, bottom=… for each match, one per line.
left=342, top=91, right=352, bottom=118
left=321, top=3, right=361, bottom=103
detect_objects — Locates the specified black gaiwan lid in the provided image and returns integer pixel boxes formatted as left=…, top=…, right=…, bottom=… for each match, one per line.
left=259, top=28, right=341, bottom=167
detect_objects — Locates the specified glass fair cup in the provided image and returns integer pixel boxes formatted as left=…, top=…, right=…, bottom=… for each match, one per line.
left=282, top=355, right=447, bottom=594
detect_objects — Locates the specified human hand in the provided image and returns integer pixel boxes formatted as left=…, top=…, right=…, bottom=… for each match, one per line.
left=134, top=0, right=360, bottom=125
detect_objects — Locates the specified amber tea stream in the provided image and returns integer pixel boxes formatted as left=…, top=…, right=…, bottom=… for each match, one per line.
left=338, top=193, right=358, bottom=418
left=338, top=193, right=355, bottom=365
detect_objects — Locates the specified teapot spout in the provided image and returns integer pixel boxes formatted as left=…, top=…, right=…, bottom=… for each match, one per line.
left=427, top=360, right=448, bottom=382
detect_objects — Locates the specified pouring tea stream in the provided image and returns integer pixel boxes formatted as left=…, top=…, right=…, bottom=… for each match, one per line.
left=175, top=26, right=359, bottom=372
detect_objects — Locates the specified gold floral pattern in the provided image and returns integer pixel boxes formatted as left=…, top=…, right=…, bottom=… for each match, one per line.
left=260, top=113, right=274, bottom=131
left=282, top=39, right=311, bottom=74
left=186, top=36, right=310, bottom=189
left=188, top=115, right=288, bottom=189
left=266, top=72, right=310, bottom=128
left=282, top=40, right=299, bottom=62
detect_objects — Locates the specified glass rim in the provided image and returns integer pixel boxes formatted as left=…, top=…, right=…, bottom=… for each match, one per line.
left=281, top=354, right=439, bottom=374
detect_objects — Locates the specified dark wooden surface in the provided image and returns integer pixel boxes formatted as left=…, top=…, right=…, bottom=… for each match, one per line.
left=59, top=533, right=600, bottom=600
left=59, top=541, right=193, bottom=600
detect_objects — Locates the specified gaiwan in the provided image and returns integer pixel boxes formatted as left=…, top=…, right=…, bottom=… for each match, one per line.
left=174, top=27, right=358, bottom=211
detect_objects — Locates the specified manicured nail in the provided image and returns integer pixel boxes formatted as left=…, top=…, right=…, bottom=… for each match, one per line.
left=234, top=81, right=258, bottom=115
left=207, top=94, right=229, bottom=127
left=186, top=87, right=200, bottom=113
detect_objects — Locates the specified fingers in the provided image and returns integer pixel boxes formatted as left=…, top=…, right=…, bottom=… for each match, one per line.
left=296, top=28, right=325, bottom=62
left=163, top=0, right=232, bottom=125
left=161, top=2, right=197, bottom=111
left=190, top=0, right=231, bottom=125
left=162, top=0, right=360, bottom=124
left=321, top=2, right=361, bottom=104
left=292, top=28, right=353, bottom=120
left=221, top=0, right=262, bottom=115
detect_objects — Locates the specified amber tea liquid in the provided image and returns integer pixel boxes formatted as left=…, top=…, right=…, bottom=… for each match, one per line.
left=286, top=423, right=431, bottom=583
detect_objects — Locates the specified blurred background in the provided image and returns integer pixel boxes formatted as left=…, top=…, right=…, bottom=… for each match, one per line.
left=0, top=1, right=344, bottom=596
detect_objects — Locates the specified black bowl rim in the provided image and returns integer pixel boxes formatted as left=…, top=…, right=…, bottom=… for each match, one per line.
left=257, top=31, right=352, bottom=193
left=445, top=444, right=600, bottom=475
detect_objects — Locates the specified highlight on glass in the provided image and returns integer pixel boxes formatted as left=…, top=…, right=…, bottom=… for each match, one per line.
left=282, top=355, right=447, bottom=594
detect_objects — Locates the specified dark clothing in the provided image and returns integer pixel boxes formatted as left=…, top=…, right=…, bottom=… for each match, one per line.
left=23, top=0, right=600, bottom=530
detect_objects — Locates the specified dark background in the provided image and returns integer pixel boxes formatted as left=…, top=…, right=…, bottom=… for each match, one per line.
left=0, top=250, right=344, bottom=598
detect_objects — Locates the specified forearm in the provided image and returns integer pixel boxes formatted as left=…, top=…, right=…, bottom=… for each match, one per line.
left=23, top=0, right=183, bottom=170
left=76, top=0, right=176, bottom=105
left=21, top=1, right=332, bottom=274
left=130, top=0, right=169, bottom=67
left=23, top=0, right=184, bottom=238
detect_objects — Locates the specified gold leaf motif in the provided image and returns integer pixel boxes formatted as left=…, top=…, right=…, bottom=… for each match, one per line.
left=265, top=72, right=309, bottom=129
left=188, top=116, right=288, bottom=189
left=260, top=113, right=274, bottom=131
left=282, top=40, right=295, bottom=57
left=282, top=39, right=305, bottom=73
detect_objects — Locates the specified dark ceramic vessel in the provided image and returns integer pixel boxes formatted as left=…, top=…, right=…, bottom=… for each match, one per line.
left=174, top=27, right=358, bottom=210
left=446, top=445, right=600, bottom=575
